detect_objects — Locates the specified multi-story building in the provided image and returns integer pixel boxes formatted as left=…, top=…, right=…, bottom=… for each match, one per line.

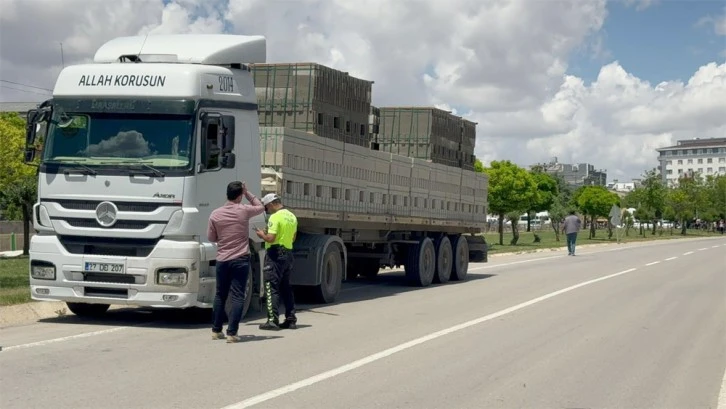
left=531, top=158, right=608, bottom=187
left=656, top=137, right=726, bottom=185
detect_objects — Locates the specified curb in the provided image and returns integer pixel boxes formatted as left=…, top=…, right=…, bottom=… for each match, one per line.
left=487, top=234, right=720, bottom=257
left=0, top=301, right=70, bottom=328
left=489, top=242, right=610, bottom=258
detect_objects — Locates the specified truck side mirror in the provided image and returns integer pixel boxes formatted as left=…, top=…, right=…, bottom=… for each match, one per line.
left=24, top=147, right=37, bottom=163
left=25, top=109, right=39, bottom=146
left=220, top=115, right=235, bottom=169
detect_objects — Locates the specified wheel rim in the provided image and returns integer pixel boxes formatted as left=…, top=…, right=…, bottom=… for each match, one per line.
left=325, top=255, right=335, bottom=286
left=439, top=238, right=452, bottom=280
left=456, top=239, right=468, bottom=274
left=421, top=239, right=435, bottom=284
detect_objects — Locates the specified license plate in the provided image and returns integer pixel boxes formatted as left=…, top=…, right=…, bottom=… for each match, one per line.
left=84, top=262, right=124, bottom=274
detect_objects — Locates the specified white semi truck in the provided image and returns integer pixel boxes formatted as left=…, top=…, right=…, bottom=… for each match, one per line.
left=23, top=34, right=489, bottom=318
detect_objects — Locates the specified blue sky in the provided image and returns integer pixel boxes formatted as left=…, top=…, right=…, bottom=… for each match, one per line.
left=570, top=0, right=726, bottom=85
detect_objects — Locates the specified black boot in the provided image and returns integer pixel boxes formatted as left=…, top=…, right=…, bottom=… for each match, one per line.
left=259, top=318, right=280, bottom=331
left=279, top=318, right=297, bottom=330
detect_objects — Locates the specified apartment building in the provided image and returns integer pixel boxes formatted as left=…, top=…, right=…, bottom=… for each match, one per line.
left=531, top=158, right=608, bottom=187
left=656, top=137, right=726, bottom=185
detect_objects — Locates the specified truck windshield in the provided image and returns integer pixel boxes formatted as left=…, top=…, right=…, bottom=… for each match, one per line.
left=42, top=112, right=194, bottom=170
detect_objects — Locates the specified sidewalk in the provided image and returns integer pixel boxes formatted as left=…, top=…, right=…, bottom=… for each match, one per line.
left=0, top=250, right=23, bottom=258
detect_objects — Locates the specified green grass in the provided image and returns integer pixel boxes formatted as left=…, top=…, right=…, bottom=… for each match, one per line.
left=484, top=227, right=722, bottom=254
left=0, top=255, right=31, bottom=306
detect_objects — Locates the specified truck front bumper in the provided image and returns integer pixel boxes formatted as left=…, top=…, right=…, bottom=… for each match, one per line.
left=28, top=234, right=208, bottom=309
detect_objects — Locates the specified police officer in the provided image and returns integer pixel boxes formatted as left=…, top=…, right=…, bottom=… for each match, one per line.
left=255, top=193, right=298, bottom=330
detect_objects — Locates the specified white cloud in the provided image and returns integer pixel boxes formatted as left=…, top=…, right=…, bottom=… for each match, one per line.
left=1, top=0, right=725, bottom=182
left=697, top=10, right=726, bottom=36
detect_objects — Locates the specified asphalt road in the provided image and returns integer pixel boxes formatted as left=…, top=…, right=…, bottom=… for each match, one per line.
left=1, top=236, right=726, bottom=409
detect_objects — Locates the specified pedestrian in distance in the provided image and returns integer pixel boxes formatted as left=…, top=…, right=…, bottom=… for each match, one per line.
left=255, top=193, right=299, bottom=331
left=562, top=210, right=582, bottom=256
left=208, top=181, right=264, bottom=343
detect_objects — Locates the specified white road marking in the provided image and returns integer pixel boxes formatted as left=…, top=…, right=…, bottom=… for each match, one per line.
left=698, top=247, right=709, bottom=251
left=220, top=267, right=639, bottom=409
left=683, top=251, right=694, bottom=255
left=718, top=360, right=726, bottom=409
left=471, top=255, right=564, bottom=270
left=665, top=257, right=678, bottom=261
left=713, top=245, right=721, bottom=248
left=645, top=261, right=660, bottom=266
left=2, top=327, right=128, bottom=352
left=340, top=255, right=565, bottom=293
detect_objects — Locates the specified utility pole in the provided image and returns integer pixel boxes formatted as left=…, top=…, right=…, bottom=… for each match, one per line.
left=59, top=42, right=65, bottom=68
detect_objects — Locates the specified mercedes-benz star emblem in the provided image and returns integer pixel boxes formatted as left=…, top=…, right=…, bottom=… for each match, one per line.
left=95, top=201, right=118, bottom=227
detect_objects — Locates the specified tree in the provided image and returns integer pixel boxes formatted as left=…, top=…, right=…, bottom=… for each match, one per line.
left=576, top=186, right=620, bottom=239
left=545, top=174, right=573, bottom=241
left=483, top=160, right=537, bottom=245
left=622, top=210, right=634, bottom=236
left=666, top=184, right=692, bottom=235
left=548, top=195, right=567, bottom=242
left=0, top=112, right=38, bottom=255
left=525, top=170, right=558, bottom=232
left=639, top=169, right=667, bottom=235
left=473, top=157, right=485, bottom=173
left=704, top=175, right=726, bottom=221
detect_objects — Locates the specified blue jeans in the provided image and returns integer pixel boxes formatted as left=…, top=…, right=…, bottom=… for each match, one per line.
left=566, top=233, right=578, bottom=255
left=212, top=255, right=250, bottom=336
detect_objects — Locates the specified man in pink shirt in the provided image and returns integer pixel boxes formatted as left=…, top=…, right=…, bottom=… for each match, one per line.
left=207, top=181, right=264, bottom=343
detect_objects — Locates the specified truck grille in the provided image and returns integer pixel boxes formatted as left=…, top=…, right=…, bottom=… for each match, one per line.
left=83, top=273, right=136, bottom=284
left=59, top=235, right=158, bottom=257
left=84, top=287, right=128, bottom=299
left=46, top=199, right=179, bottom=213
left=59, top=218, right=154, bottom=230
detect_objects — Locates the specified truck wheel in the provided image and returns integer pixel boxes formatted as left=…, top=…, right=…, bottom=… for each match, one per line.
left=450, top=235, right=469, bottom=281
left=314, top=243, right=343, bottom=303
left=66, top=302, right=110, bottom=318
left=224, top=269, right=254, bottom=320
left=433, top=236, right=453, bottom=284
left=405, top=237, right=435, bottom=287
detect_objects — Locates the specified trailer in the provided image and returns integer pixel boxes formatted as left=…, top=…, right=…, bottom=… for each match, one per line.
left=22, top=34, right=488, bottom=319
left=258, top=126, right=488, bottom=302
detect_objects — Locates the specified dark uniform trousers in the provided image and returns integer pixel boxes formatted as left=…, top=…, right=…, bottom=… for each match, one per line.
left=263, top=245, right=296, bottom=324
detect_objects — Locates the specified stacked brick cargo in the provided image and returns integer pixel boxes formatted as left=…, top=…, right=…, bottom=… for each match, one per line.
left=251, top=63, right=374, bottom=148
left=377, top=107, right=477, bottom=170
left=460, top=119, right=477, bottom=171
left=369, top=106, right=381, bottom=149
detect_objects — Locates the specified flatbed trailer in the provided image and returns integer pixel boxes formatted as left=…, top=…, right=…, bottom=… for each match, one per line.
left=257, top=126, right=489, bottom=303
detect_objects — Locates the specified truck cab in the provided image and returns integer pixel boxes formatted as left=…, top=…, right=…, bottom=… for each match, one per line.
left=24, top=34, right=268, bottom=317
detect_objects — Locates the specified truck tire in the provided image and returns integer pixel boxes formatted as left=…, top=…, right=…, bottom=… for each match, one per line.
left=450, top=235, right=469, bottom=281
left=314, top=242, right=343, bottom=304
left=405, top=237, right=436, bottom=287
left=433, top=235, right=453, bottom=284
left=224, top=268, right=253, bottom=320
left=66, top=302, right=110, bottom=318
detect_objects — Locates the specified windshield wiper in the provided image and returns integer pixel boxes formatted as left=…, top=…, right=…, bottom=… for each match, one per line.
left=126, top=163, right=166, bottom=178
left=44, top=160, right=98, bottom=176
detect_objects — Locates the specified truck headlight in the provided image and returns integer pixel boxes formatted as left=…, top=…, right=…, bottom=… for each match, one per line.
left=157, top=268, right=188, bottom=286
left=31, top=261, right=56, bottom=280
